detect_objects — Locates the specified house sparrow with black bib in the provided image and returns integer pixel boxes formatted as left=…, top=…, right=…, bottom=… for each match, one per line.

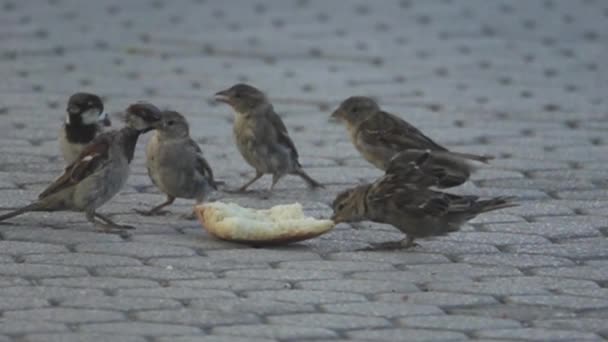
left=331, top=96, right=493, bottom=188
left=331, top=153, right=517, bottom=249
left=0, top=102, right=162, bottom=233
left=136, top=110, right=217, bottom=218
left=214, top=83, right=323, bottom=192
left=60, top=92, right=112, bottom=165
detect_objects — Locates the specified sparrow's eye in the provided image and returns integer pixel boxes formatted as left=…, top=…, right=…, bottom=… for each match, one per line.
left=337, top=203, right=346, bottom=211
left=234, top=93, right=241, bottom=98
left=351, top=107, right=358, bottom=113
left=167, top=120, right=176, bottom=126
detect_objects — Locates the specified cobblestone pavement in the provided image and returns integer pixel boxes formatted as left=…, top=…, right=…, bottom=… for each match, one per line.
left=0, top=0, right=607, bottom=341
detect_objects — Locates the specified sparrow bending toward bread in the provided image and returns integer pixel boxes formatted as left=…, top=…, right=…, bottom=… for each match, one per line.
left=0, top=102, right=162, bottom=233
left=60, top=92, right=112, bottom=165
left=214, top=83, right=323, bottom=193
left=331, top=96, right=493, bottom=188
left=136, top=110, right=217, bottom=219
left=331, top=153, right=517, bottom=250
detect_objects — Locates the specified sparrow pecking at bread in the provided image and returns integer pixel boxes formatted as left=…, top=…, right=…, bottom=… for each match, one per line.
left=331, top=96, right=493, bottom=188
left=136, top=110, right=217, bottom=218
left=0, top=102, right=162, bottom=233
left=331, top=153, right=517, bottom=249
left=214, top=83, right=323, bottom=192
left=60, top=92, right=112, bottom=165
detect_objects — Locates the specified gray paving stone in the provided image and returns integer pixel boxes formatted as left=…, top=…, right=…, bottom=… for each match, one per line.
left=327, top=251, right=450, bottom=264
left=443, top=231, right=550, bottom=245
left=223, top=268, right=342, bottom=281
left=398, top=314, right=521, bottom=331
left=0, top=321, right=67, bottom=335
left=157, top=336, right=275, bottom=342
left=533, top=318, right=608, bottom=333
left=149, top=256, right=275, bottom=271
left=40, top=276, right=158, bottom=289
left=506, top=295, right=608, bottom=310
left=531, top=265, right=608, bottom=282
left=1, top=227, right=123, bottom=244
left=268, top=313, right=390, bottom=329
left=188, top=297, right=314, bottom=315
left=211, top=324, right=337, bottom=340
left=115, top=286, right=236, bottom=300
left=136, top=309, right=259, bottom=326
left=376, top=292, right=498, bottom=308
left=0, top=276, right=28, bottom=287
left=508, top=241, right=608, bottom=259
left=458, top=253, right=574, bottom=267
left=60, top=296, right=183, bottom=311
left=0, top=264, right=88, bottom=278
left=451, top=304, right=578, bottom=322
left=297, top=279, right=419, bottom=293
left=170, top=278, right=289, bottom=291
left=26, top=253, right=142, bottom=267
left=483, top=221, right=602, bottom=240
left=204, top=249, right=322, bottom=263
left=558, top=287, right=608, bottom=299
left=0, top=286, right=104, bottom=300
left=4, top=308, right=124, bottom=323
left=24, top=334, right=147, bottom=342
left=79, top=322, right=202, bottom=335
left=245, top=289, right=366, bottom=304
left=322, top=302, right=442, bottom=318
left=95, top=266, right=215, bottom=280
left=75, top=242, right=197, bottom=258
left=0, top=296, right=49, bottom=311
left=475, top=328, right=601, bottom=341
left=347, top=328, right=468, bottom=341
left=0, top=240, right=67, bottom=255
left=277, top=260, right=397, bottom=272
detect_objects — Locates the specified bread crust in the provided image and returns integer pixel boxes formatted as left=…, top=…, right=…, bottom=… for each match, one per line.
left=196, top=202, right=334, bottom=245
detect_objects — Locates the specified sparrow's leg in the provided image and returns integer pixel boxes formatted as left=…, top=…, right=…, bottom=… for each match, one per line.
left=94, top=212, right=135, bottom=230
left=135, top=196, right=175, bottom=216
left=238, top=171, right=264, bottom=192
left=270, top=173, right=284, bottom=191
left=86, top=211, right=133, bottom=235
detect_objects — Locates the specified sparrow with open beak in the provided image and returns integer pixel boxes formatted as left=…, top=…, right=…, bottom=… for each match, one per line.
left=0, top=102, right=162, bottom=233
left=214, top=83, right=323, bottom=192
left=136, top=110, right=217, bottom=218
left=331, top=153, right=517, bottom=249
left=60, top=92, right=112, bottom=165
left=331, top=96, right=493, bottom=188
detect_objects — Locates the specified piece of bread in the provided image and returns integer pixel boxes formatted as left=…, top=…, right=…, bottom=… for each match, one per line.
left=196, top=202, right=335, bottom=245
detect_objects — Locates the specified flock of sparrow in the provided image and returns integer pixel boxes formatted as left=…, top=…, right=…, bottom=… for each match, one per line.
left=0, top=83, right=517, bottom=249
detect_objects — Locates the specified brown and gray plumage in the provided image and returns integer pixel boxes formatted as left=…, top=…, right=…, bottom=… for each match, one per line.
left=331, top=153, right=517, bottom=249
left=0, top=103, right=162, bottom=233
left=214, top=83, right=323, bottom=192
left=60, top=92, right=112, bottom=165
left=331, top=96, right=493, bottom=188
left=137, top=110, right=217, bottom=218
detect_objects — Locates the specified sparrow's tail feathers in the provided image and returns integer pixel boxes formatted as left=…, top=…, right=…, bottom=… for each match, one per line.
left=0, top=201, right=45, bottom=222
left=449, top=151, right=494, bottom=164
left=294, top=169, right=325, bottom=189
left=476, top=196, right=518, bottom=214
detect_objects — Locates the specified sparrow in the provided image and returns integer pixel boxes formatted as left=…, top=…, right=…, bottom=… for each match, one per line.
left=0, top=102, right=162, bottom=233
left=330, top=96, right=493, bottom=188
left=136, top=110, right=217, bottom=218
left=60, top=92, right=112, bottom=165
left=331, top=153, right=517, bottom=249
left=214, top=83, right=323, bottom=192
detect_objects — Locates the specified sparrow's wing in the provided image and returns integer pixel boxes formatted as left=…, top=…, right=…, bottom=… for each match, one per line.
left=384, top=151, right=445, bottom=188
left=38, top=139, right=110, bottom=199
left=266, top=110, right=299, bottom=161
left=358, top=111, right=448, bottom=152
left=368, top=173, right=452, bottom=217
left=186, top=139, right=216, bottom=189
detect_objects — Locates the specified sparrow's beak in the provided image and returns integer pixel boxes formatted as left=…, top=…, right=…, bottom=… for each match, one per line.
left=330, top=213, right=339, bottom=223
left=98, top=112, right=112, bottom=127
left=214, top=90, right=231, bottom=103
left=329, top=109, right=342, bottom=123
